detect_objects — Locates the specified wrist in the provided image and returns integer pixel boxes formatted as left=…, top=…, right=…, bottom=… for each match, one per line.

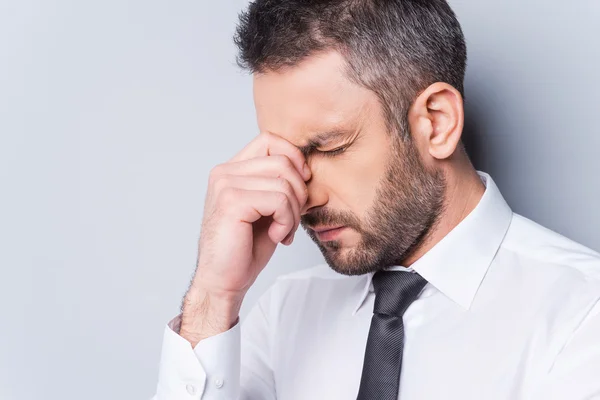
left=180, top=286, right=244, bottom=346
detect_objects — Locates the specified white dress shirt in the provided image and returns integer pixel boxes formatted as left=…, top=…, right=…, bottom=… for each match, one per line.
left=152, top=171, right=600, bottom=400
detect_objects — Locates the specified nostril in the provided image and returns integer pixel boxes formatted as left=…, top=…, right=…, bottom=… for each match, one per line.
left=302, top=205, right=320, bottom=216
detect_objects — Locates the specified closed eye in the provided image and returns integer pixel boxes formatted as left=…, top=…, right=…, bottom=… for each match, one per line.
left=319, top=145, right=348, bottom=158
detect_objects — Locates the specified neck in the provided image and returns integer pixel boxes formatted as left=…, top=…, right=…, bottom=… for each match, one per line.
left=402, top=159, right=485, bottom=267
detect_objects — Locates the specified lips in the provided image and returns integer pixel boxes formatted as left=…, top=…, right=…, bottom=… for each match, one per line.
left=311, top=226, right=347, bottom=242
left=311, top=225, right=345, bottom=233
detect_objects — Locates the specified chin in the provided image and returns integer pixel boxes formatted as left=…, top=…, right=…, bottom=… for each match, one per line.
left=322, top=247, right=368, bottom=276
left=321, top=240, right=342, bottom=250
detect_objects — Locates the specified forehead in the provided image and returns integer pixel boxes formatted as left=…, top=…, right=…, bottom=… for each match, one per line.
left=252, top=51, right=378, bottom=145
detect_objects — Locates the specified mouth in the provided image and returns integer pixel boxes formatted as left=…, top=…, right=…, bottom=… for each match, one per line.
left=311, top=225, right=347, bottom=241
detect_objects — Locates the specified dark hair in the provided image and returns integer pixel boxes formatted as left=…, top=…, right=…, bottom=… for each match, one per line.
left=234, top=0, right=467, bottom=140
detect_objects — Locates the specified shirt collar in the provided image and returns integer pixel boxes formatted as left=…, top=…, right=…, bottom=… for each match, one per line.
left=352, top=171, right=513, bottom=315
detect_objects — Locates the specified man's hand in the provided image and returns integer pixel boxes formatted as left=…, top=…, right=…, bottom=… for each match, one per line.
left=180, top=132, right=311, bottom=346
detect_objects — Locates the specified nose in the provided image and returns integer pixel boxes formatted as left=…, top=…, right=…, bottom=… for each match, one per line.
left=300, top=175, right=328, bottom=216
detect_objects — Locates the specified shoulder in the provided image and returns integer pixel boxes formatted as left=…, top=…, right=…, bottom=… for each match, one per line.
left=501, top=212, right=600, bottom=283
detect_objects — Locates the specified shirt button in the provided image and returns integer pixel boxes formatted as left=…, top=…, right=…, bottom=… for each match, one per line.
left=186, top=384, right=197, bottom=395
left=215, top=378, right=224, bottom=388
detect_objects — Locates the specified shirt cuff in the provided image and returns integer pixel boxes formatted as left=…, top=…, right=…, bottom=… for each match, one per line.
left=154, top=314, right=240, bottom=400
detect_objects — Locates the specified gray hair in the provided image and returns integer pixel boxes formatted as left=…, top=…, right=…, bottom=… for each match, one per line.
left=234, top=0, right=467, bottom=140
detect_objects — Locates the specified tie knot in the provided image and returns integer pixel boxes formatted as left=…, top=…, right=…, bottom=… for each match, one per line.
left=372, top=270, right=428, bottom=316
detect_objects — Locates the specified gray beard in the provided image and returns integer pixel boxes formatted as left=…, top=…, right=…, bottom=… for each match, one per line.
left=301, top=135, right=446, bottom=276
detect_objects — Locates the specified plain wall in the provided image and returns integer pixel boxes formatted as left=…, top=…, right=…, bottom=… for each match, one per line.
left=0, top=1, right=598, bottom=399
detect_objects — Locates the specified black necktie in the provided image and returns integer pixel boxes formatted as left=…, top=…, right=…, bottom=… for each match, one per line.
left=356, top=270, right=428, bottom=400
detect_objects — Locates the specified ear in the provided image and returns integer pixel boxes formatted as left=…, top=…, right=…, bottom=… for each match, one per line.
left=408, top=82, right=464, bottom=160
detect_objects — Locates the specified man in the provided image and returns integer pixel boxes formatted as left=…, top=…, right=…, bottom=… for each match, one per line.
left=152, top=0, right=600, bottom=399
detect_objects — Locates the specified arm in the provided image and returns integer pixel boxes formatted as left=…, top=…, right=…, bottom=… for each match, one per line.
left=151, top=285, right=276, bottom=400
left=150, top=131, right=310, bottom=399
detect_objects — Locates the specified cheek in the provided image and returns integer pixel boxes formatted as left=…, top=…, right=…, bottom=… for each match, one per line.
left=318, top=149, right=390, bottom=216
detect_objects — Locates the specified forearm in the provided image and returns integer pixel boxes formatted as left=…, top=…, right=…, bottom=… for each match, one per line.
left=180, top=284, right=244, bottom=347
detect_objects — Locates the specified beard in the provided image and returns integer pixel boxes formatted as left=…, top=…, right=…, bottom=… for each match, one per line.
left=300, top=130, right=446, bottom=276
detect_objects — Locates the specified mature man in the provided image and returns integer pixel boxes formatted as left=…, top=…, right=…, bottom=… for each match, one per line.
left=152, top=1, right=600, bottom=399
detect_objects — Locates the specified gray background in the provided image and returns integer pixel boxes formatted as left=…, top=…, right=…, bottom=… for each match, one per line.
left=0, top=0, right=598, bottom=399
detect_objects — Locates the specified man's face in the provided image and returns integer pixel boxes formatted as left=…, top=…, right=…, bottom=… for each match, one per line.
left=253, top=51, right=445, bottom=275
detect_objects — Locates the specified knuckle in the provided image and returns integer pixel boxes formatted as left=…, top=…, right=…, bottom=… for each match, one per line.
left=213, top=174, right=230, bottom=192
left=208, top=164, right=224, bottom=183
left=274, top=191, right=289, bottom=207
left=258, top=131, right=271, bottom=146
left=272, top=153, right=288, bottom=165
left=274, top=155, right=294, bottom=173
left=275, top=177, right=292, bottom=192
left=219, top=187, right=238, bottom=206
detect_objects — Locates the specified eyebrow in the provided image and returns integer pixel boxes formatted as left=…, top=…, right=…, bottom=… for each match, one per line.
left=297, top=129, right=354, bottom=157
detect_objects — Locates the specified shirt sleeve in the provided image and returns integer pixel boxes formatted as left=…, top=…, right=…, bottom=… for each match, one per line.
left=531, top=296, right=600, bottom=399
left=151, top=285, right=277, bottom=400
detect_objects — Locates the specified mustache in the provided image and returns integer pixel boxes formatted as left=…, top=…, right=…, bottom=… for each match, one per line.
left=301, top=208, right=362, bottom=232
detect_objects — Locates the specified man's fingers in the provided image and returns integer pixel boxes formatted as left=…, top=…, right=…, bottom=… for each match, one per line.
left=220, top=188, right=296, bottom=244
left=217, top=156, right=309, bottom=208
left=229, top=132, right=311, bottom=181
left=213, top=175, right=301, bottom=235
left=216, top=131, right=311, bottom=246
